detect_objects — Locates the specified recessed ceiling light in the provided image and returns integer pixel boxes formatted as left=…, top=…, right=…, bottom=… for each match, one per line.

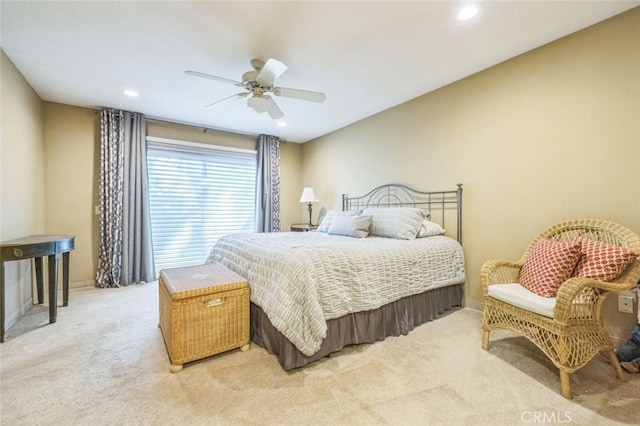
left=122, top=89, right=139, bottom=97
left=458, top=5, right=479, bottom=21
left=277, top=121, right=287, bottom=127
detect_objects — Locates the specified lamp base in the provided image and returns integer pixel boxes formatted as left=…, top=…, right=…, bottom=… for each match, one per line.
left=307, top=203, right=313, bottom=226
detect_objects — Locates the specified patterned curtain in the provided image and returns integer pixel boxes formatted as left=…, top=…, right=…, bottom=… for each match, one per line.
left=96, top=109, right=124, bottom=287
left=255, top=134, right=281, bottom=232
left=96, top=109, right=155, bottom=287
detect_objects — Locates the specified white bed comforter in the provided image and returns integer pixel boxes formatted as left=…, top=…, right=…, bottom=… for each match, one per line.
left=205, top=232, right=465, bottom=356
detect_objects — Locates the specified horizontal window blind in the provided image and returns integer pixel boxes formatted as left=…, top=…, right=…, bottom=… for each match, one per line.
left=147, top=138, right=256, bottom=275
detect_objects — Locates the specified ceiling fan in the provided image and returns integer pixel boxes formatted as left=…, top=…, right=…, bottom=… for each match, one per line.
left=185, top=58, right=326, bottom=120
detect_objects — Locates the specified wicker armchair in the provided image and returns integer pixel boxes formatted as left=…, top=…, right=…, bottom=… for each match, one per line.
left=481, top=219, right=640, bottom=399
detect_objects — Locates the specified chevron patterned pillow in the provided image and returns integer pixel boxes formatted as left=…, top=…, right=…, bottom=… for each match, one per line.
left=573, top=237, right=638, bottom=282
left=519, top=238, right=582, bottom=297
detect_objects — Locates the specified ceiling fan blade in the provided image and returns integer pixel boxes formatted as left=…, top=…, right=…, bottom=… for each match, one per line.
left=185, top=70, right=243, bottom=86
left=273, top=87, right=326, bottom=103
left=205, top=92, right=249, bottom=108
left=265, top=96, right=284, bottom=120
left=256, top=58, right=288, bottom=86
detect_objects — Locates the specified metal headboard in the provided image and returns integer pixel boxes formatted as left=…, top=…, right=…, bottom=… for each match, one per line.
left=341, top=183, right=463, bottom=243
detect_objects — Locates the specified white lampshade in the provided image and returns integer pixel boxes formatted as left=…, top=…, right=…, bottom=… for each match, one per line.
left=247, top=96, right=270, bottom=113
left=299, top=187, right=318, bottom=203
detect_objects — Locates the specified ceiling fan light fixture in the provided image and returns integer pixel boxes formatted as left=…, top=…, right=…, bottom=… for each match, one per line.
left=187, top=57, right=325, bottom=119
left=247, top=96, right=270, bottom=114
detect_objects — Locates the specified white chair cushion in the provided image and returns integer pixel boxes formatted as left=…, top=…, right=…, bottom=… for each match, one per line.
left=488, top=283, right=556, bottom=318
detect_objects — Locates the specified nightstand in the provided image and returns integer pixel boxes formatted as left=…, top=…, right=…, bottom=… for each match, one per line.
left=290, top=223, right=318, bottom=232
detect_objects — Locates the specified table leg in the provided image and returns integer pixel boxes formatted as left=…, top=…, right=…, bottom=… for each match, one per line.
left=1, top=261, right=5, bottom=343
left=48, top=254, right=59, bottom=324
left=62, top=252, right=70, bottom=307
left=34, top=256, right=44, bottom=304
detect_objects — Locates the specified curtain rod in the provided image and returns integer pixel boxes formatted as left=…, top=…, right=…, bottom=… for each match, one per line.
left=146, top=116, right=259, bottom=139
left=94, top=109, right=258, bottom=139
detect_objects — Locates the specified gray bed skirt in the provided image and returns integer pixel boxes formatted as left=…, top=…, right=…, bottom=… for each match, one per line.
left=251, top=283, right=464, bottom=370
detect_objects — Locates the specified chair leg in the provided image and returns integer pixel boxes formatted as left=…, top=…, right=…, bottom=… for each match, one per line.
left=560, top=370, right=572, bottom=399
left=604, top=349, right=629, bottom=382
left=482, top=329, right=490, bottom=350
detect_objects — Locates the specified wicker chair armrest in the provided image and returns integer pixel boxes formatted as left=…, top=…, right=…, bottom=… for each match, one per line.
left=480, top=259, right=523, bottom=294
left=554, top=276, right=635, bottom=323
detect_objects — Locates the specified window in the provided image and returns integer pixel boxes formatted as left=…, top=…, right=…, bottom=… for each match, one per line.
left=147, top=137, right=256, bottom=275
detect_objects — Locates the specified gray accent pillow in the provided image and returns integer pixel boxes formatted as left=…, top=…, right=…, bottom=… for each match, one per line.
left=317, top=210, right=359, bottom=233
left=327, top=215, right=373, bottom=238
left=362, top=207, right=427, bottom=240
left=417, top=220, right=445, bottom=237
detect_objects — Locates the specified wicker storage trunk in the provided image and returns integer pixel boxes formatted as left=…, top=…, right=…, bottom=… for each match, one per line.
left=159, top=263, right=250, bottom=372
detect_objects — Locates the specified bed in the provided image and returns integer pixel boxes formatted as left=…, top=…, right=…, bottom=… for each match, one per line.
left=205, top=183, right=465, bottom=370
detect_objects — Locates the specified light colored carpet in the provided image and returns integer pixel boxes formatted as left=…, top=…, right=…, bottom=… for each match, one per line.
left=1, top=283, right=638, bottom=425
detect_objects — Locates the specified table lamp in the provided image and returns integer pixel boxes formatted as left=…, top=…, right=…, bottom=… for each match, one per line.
left=299, top=187, right=318, bottom=226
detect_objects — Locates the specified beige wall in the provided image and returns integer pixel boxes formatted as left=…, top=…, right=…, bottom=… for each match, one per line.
left=43, top=103, right=99, bottom=286
left=279, top=141, right=303, bottom=229
left=300, top=9, right=640, bottom=339
left=1, top=50, right=46, bottom=325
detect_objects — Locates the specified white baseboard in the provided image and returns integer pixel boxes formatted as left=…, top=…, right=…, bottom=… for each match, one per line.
left=610, top=335, right=626, bottom=348
left=70, top=279, right=96, bottom=289
left=5, top=297, right=35, bottom=330
left=463, top=298, right=484, bottom=312
left=5, top=280, right=95, bottom=330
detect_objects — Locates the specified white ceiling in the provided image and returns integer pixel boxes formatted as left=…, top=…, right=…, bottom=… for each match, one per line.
left=1, top=1, right=638, bottom=143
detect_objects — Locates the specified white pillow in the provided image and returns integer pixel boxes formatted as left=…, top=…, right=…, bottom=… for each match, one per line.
left=417, top=220, right=445, bottom=237
left=361, top=207, right=427, bottom=240
left=317, top=210, right=359, bottom=233
left=327, top=215, right=372, bottom=238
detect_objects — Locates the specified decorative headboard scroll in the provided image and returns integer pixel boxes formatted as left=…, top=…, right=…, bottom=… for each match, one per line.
left=342, top=183, right=463, bottom=243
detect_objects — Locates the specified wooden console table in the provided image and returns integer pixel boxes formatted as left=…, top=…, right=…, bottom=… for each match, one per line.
left=0, top=234, right=75, bottom=342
